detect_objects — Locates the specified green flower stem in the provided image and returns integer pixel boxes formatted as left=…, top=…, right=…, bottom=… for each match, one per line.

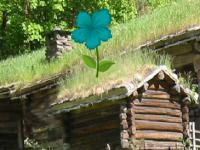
left=96, top=47, right=99, bottom=78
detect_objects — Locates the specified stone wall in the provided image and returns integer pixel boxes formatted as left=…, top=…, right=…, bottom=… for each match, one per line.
left=46, top=29, right=72, bottom=61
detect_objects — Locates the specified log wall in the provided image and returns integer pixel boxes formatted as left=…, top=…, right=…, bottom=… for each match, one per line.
left=24, top=86, right=64, bottom=149
left=0, top=100, right=23, bottom=150
left=131, top=85, right=188, bottom=150
left=62, top=100, right=125, bottom=150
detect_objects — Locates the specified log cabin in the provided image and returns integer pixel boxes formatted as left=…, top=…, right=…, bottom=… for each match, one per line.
left=47, top=66, right=197, bottom=149
left=0, top=66, right=198, bottom=149
left=140, top=25, right=200, bottom=140
left=0, top=85, right=24, bottom=150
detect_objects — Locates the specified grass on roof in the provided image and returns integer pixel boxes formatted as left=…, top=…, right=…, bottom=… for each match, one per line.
left=57, top=50, right=172, bottom=99
left=0, top=0, right=200, bottom=85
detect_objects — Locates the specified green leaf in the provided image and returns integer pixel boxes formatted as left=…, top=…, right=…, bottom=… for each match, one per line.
left=99, top=60, right=115, bottom=72
left=82, top=55, right=96, bottom=69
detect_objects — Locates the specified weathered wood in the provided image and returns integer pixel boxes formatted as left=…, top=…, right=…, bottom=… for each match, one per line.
left=120, top=119, right=128, bottom=129
left=134, top=100, right=181, bottom=109
left=135, top=130, right=183, bottom=141
left=173, top=53, right=198, bottom=68
left=71, top=120, right=119, bottom=137
left=132, top=91, right=138, bottom=98
left=142, top=90, right=171, bottom=99
left=134, top=98, right=171, bottom=104
left=71, top=111, right=119, bottom=127
left=135, top=114, right=182, bottom=123
left=70, top=128, right=119, bottom=143
left=70, top=105, right=120, bottom=122
left=134, top=106, right=182, bottom=117
left=71, top=114, right=119, bottom=129
left=182, top=96, right=190, bottom=105
left=169, top=84, right=181, bottom=95
left=135, top=140, right=184, bottom=150
left=135, top=120, right=183, bottom=132
left=157, top=71, right=165, bottom=80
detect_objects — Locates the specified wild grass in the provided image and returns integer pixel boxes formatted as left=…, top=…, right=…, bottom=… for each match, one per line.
left=0, top=0, right=200, bottom=85
left=58, top=50, right=172, bottom=98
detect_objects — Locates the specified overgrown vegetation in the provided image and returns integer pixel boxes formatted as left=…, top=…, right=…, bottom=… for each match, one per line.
left=0, top=0, right=174, bottom=59
left=58, top=50, right=172, bottom=98
left=0, top=0, right=199, bottom=86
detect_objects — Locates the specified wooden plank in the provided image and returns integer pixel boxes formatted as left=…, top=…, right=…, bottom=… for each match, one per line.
left=173, top=53, right=199, bottom=68
left=71, top=114, right=119, bottom=128
left=134, top=106, right=182, bottom=117
left=71, top=129, right=119, bottom=146
left=135, top=120, right=183, bottom=132
left=135, top=140, right=184, bottom=150
left=70, top=107, right=120, bottom=125
left=70, top=103, right=120, bottom=119
left=135, top=130, right=183, bottom=141
left=142, top=90, right=171, bottom=99
left=71, top=120, right=119, bottom=137
left=135, top=114, right=182, bottom=123
left=136, top=98, right=171, bottom=103
left=166, top=43, right=193, bottom=56
left=134, top=100, right=181, bottom=109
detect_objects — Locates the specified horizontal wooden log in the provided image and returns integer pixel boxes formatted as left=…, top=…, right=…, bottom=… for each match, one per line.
left=70, top=129, right=120, bottom=150
left=135, top=114, right=182, bottom=123
left=0, top=113, right=20, bottom=122
left=71, top=114, right=119, bottom=129
left=142, top=90, right=171, bottom=99
left=135, top=130, right=183, bottom=141
left=135, top=120, right=183, bottom=132
left=134, top=100, right=181, bottom=109
left=135, top=140, right=183, bottom=150
left=69, top=110, right=120, bottom=128
left=173, top=53, right=197, bottom=68
left=134, top=106, right=182, bottom=117
left=71, top=140, right=120, bottom=150
left=135, top=98, right=171, bottom=104
left=70, top=103, right=121, bottom=119
left=71, top=128, right=119, bottom=142
left=71, top=120, right=119, bottom=137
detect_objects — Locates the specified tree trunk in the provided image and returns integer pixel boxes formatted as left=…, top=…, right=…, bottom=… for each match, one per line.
left=1, top=11, right=8, bottom=32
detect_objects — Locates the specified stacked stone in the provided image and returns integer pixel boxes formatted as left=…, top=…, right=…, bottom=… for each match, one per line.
left=45, top=28, right=72, bottom=61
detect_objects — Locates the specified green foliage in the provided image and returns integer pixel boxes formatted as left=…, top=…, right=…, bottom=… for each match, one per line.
left=82, top=55, right=96, bottom=69
left=1, top=0, right=200, bottom=85
left=0, top=0, right=177, bottom=59
left=99, top=60, right=115, bottom=72
left=24, top=138, right=47, bottom=150
left=148, top=0, right=174, bottom=9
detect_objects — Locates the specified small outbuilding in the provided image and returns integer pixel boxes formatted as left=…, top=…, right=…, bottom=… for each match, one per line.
left=0, top=85, right=24, bottom=150
left=50, top=66, right=198, bottom=150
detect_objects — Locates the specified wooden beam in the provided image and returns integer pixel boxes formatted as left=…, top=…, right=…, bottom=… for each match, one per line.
left=135, top=114, right=182, bottom=123
left=134, top=100, right=181, bottom=109
left=173, top=53, right=200, bottom=68
left=135, top=130, right=183, bottom=141
left=135, top=120, right=183, bottom=132
left=134, top=106, right=182, bottom=117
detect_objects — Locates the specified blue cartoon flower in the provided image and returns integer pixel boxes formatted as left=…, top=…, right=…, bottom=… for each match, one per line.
left=71, top=9, right=114, bottom=78
left=72, top=9, right=112, bottom=50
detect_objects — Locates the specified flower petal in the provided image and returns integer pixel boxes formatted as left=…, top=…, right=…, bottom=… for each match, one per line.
left=85, top=30, right=101, bottom=50
left=92, top=9, right=111, bottom=27
left=76, top=12, right=91, bottom=28
left=72, top=28, right=89, bottom=43
left=95, top=27, right=112, bottom=41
